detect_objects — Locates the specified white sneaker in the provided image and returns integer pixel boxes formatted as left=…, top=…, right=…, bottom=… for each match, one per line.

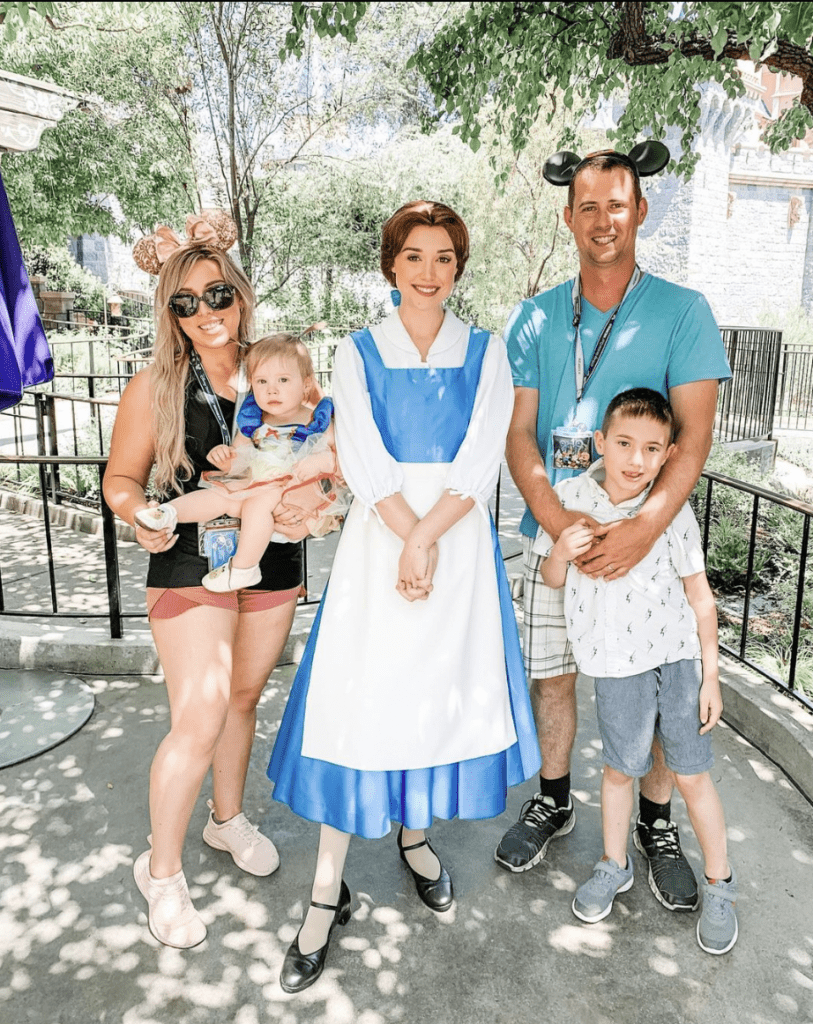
left=201, top=558, right=262, bottom=592
left=202, top=799, right=280, bottom=876
left=133, top=850, right=206, bottom=948
left=135, top=504, right=178, bottom=533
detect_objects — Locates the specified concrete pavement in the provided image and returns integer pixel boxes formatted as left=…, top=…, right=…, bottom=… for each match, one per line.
left=1, top=661, right=812, bottom=1024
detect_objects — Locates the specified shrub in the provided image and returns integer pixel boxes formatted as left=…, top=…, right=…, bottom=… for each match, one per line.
left=25, top=245, right=106, bottom=309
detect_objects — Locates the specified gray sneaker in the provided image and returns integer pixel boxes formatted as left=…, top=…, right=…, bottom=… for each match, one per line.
left=697, top=868, right=738, bottom=954
left=572, top=856, right=634, bottom=923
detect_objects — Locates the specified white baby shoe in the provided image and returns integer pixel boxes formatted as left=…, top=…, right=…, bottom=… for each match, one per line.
left=202, top=558, right=262, bottom=592
left=135, top=504, right=178, bottom=533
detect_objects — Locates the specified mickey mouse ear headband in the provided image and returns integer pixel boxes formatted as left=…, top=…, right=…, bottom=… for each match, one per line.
left=542, top=141, right=670, bottom=186
left=133, top=209, right=238, bottom=275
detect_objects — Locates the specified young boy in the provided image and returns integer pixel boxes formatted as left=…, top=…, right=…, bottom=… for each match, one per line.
left=534, top=388, right=737, bottom=955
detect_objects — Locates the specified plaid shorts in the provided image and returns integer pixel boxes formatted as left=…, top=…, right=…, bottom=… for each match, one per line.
left=521, top=534, right=577, bottom=680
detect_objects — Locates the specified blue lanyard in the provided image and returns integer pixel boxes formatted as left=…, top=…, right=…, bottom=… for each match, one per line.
left=571, top=265, right=644, bottom=401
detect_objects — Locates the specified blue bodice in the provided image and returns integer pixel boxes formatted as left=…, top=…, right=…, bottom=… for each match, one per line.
left=350, top=325, right=490, bottom=463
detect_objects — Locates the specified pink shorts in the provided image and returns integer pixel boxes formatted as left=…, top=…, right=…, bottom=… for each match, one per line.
left=146, top=585, right=301, bottom=620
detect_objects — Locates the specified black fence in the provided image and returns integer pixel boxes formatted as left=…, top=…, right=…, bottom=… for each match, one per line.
left=716, top=327, right=782, bottom=442
left=775, top=345, right=813, bottom=432
left=0, top=453, right=335, bottom=634
left=0, top=455, right=124, bottom=637
left=1, top=450, right=811, bottom=717
left=0, top=385, right=124, bottom=474
left=692, top=470, right=813, bottom=713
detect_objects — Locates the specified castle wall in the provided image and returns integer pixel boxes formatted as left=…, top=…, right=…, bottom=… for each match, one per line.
left=635, top=86, right=813, bottom=328
left=69, top=233, right=149, bottom=294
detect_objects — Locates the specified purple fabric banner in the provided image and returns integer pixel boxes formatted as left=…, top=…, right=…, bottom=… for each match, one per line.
left=0, top=167, right=53, bottom=411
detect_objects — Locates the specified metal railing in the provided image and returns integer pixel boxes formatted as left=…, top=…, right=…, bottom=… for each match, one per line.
left=716, top=327, right=782, bottom=442
left=775, top=344, right=813, bottom=432
left=2, top=452, right=811, bottom=715
left=0, top=453, right=334, bottom=632
left=0, top=386, right=123, bottom=468
left=693, top=469, right=813, bottom=712
left=0, top=455, right=124, bottom=637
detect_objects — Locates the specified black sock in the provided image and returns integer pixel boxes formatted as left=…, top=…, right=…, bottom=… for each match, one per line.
left=639, top=794, right=671, bottom=827
left=706, top=873, right=732, bottom=884
left=539, top=773, right=570, bottom=808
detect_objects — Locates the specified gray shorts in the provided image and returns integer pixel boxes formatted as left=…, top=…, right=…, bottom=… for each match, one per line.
left=594, top=660, right=715, bottom=778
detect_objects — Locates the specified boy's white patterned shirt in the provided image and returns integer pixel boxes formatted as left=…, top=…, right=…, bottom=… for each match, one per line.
left=533, top=460, right=706, bottom=678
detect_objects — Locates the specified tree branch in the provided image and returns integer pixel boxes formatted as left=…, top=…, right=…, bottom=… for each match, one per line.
left=608, top=1, right=813, bottom=117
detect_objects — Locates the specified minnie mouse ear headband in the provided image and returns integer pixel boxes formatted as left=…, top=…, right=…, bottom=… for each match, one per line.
left=542, top=141, right=670, bottom=186
left=132, top=209, right=238, bottom=275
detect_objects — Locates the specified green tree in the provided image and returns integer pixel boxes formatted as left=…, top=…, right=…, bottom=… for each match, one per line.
left=174, top=0, right=461, bottom=284
left=1, top=2, right=193, bottom=246
left=286, top=1, right=813, bottom=178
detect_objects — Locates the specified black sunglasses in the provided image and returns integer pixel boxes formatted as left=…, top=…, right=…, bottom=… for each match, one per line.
left=168, top=283, right=236, bottom=319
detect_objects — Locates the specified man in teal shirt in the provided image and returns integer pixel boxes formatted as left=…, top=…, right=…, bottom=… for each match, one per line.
left=496, top=149, right=731, bottom=915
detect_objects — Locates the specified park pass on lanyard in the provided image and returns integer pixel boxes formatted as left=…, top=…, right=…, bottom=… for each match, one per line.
left=188, top=348, right=249, bottom=572
left=551, top=265, right=645, bottom=472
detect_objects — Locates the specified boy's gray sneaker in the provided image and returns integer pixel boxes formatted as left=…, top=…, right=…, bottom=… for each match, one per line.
left=633, top=816, right=699, bottom=911
left=572, top=856, right=634, bottom=923
left=697, top=868, right=738, bottom=954
left=494, top=794, right=575, bottom=872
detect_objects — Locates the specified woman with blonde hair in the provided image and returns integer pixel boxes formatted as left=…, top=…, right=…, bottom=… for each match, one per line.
left=104, top=216, right=307, bottom=948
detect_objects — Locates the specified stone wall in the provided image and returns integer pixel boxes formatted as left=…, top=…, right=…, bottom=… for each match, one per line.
left=631, top=85, right=813, bottom=327
left=69, top=232, right=149, bottom=295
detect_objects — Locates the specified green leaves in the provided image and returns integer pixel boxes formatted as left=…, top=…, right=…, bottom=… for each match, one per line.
left=407, top=1, right=813, bottom=180
left=1, top=2, right=192, bottom=248
left=763, top=100, right=813, bottom=153
left=281, top=0, right=368, bottom=59
left=711, top=25, right=729, bottom=57
left=0, top=2, right=56, bottom=41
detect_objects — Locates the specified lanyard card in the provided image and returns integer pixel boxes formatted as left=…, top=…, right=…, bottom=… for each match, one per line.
left=552, top=423, right=594, bottom=471
left=199, top=516, right=241, bottom=572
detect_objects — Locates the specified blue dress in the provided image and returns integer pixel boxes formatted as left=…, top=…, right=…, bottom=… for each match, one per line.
left=267, top=320, right=540, bottom=839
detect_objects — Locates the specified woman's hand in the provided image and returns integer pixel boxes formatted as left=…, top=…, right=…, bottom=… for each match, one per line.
left=396, top=537, right=438, bottom=601
left=133, top=502, right=178, bottom=553
left=272, top=518, right=311, bottom=542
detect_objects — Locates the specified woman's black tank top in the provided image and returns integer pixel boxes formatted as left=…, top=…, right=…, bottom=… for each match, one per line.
left=145, top=375, right=303, bottom=590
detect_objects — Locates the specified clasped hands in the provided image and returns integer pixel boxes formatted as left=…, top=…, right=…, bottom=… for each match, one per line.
left=396, top=532, right=439, bottom=602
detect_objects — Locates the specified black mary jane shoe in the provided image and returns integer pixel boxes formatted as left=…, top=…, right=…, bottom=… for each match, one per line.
left=279, top=880, right=352, bottom=994
left=397, top=827, right=454, bottom=912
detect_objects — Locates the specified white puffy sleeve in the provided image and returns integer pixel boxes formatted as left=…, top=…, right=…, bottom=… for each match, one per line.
left=332, top=335, right=404, bottom=513
left=445, top=333, right=514, bottom=513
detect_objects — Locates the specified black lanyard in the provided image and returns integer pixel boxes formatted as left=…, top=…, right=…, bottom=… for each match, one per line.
left=188, top=348, right=248, bottom=443
left=571, top=265, right=644, bottom=401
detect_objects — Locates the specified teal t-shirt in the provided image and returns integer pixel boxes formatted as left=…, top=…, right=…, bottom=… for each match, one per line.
left=505, top=273, right=732, bottom=538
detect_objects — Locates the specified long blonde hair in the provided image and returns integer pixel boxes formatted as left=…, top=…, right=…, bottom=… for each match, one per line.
left=151, top=243, right=255, bottom=494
